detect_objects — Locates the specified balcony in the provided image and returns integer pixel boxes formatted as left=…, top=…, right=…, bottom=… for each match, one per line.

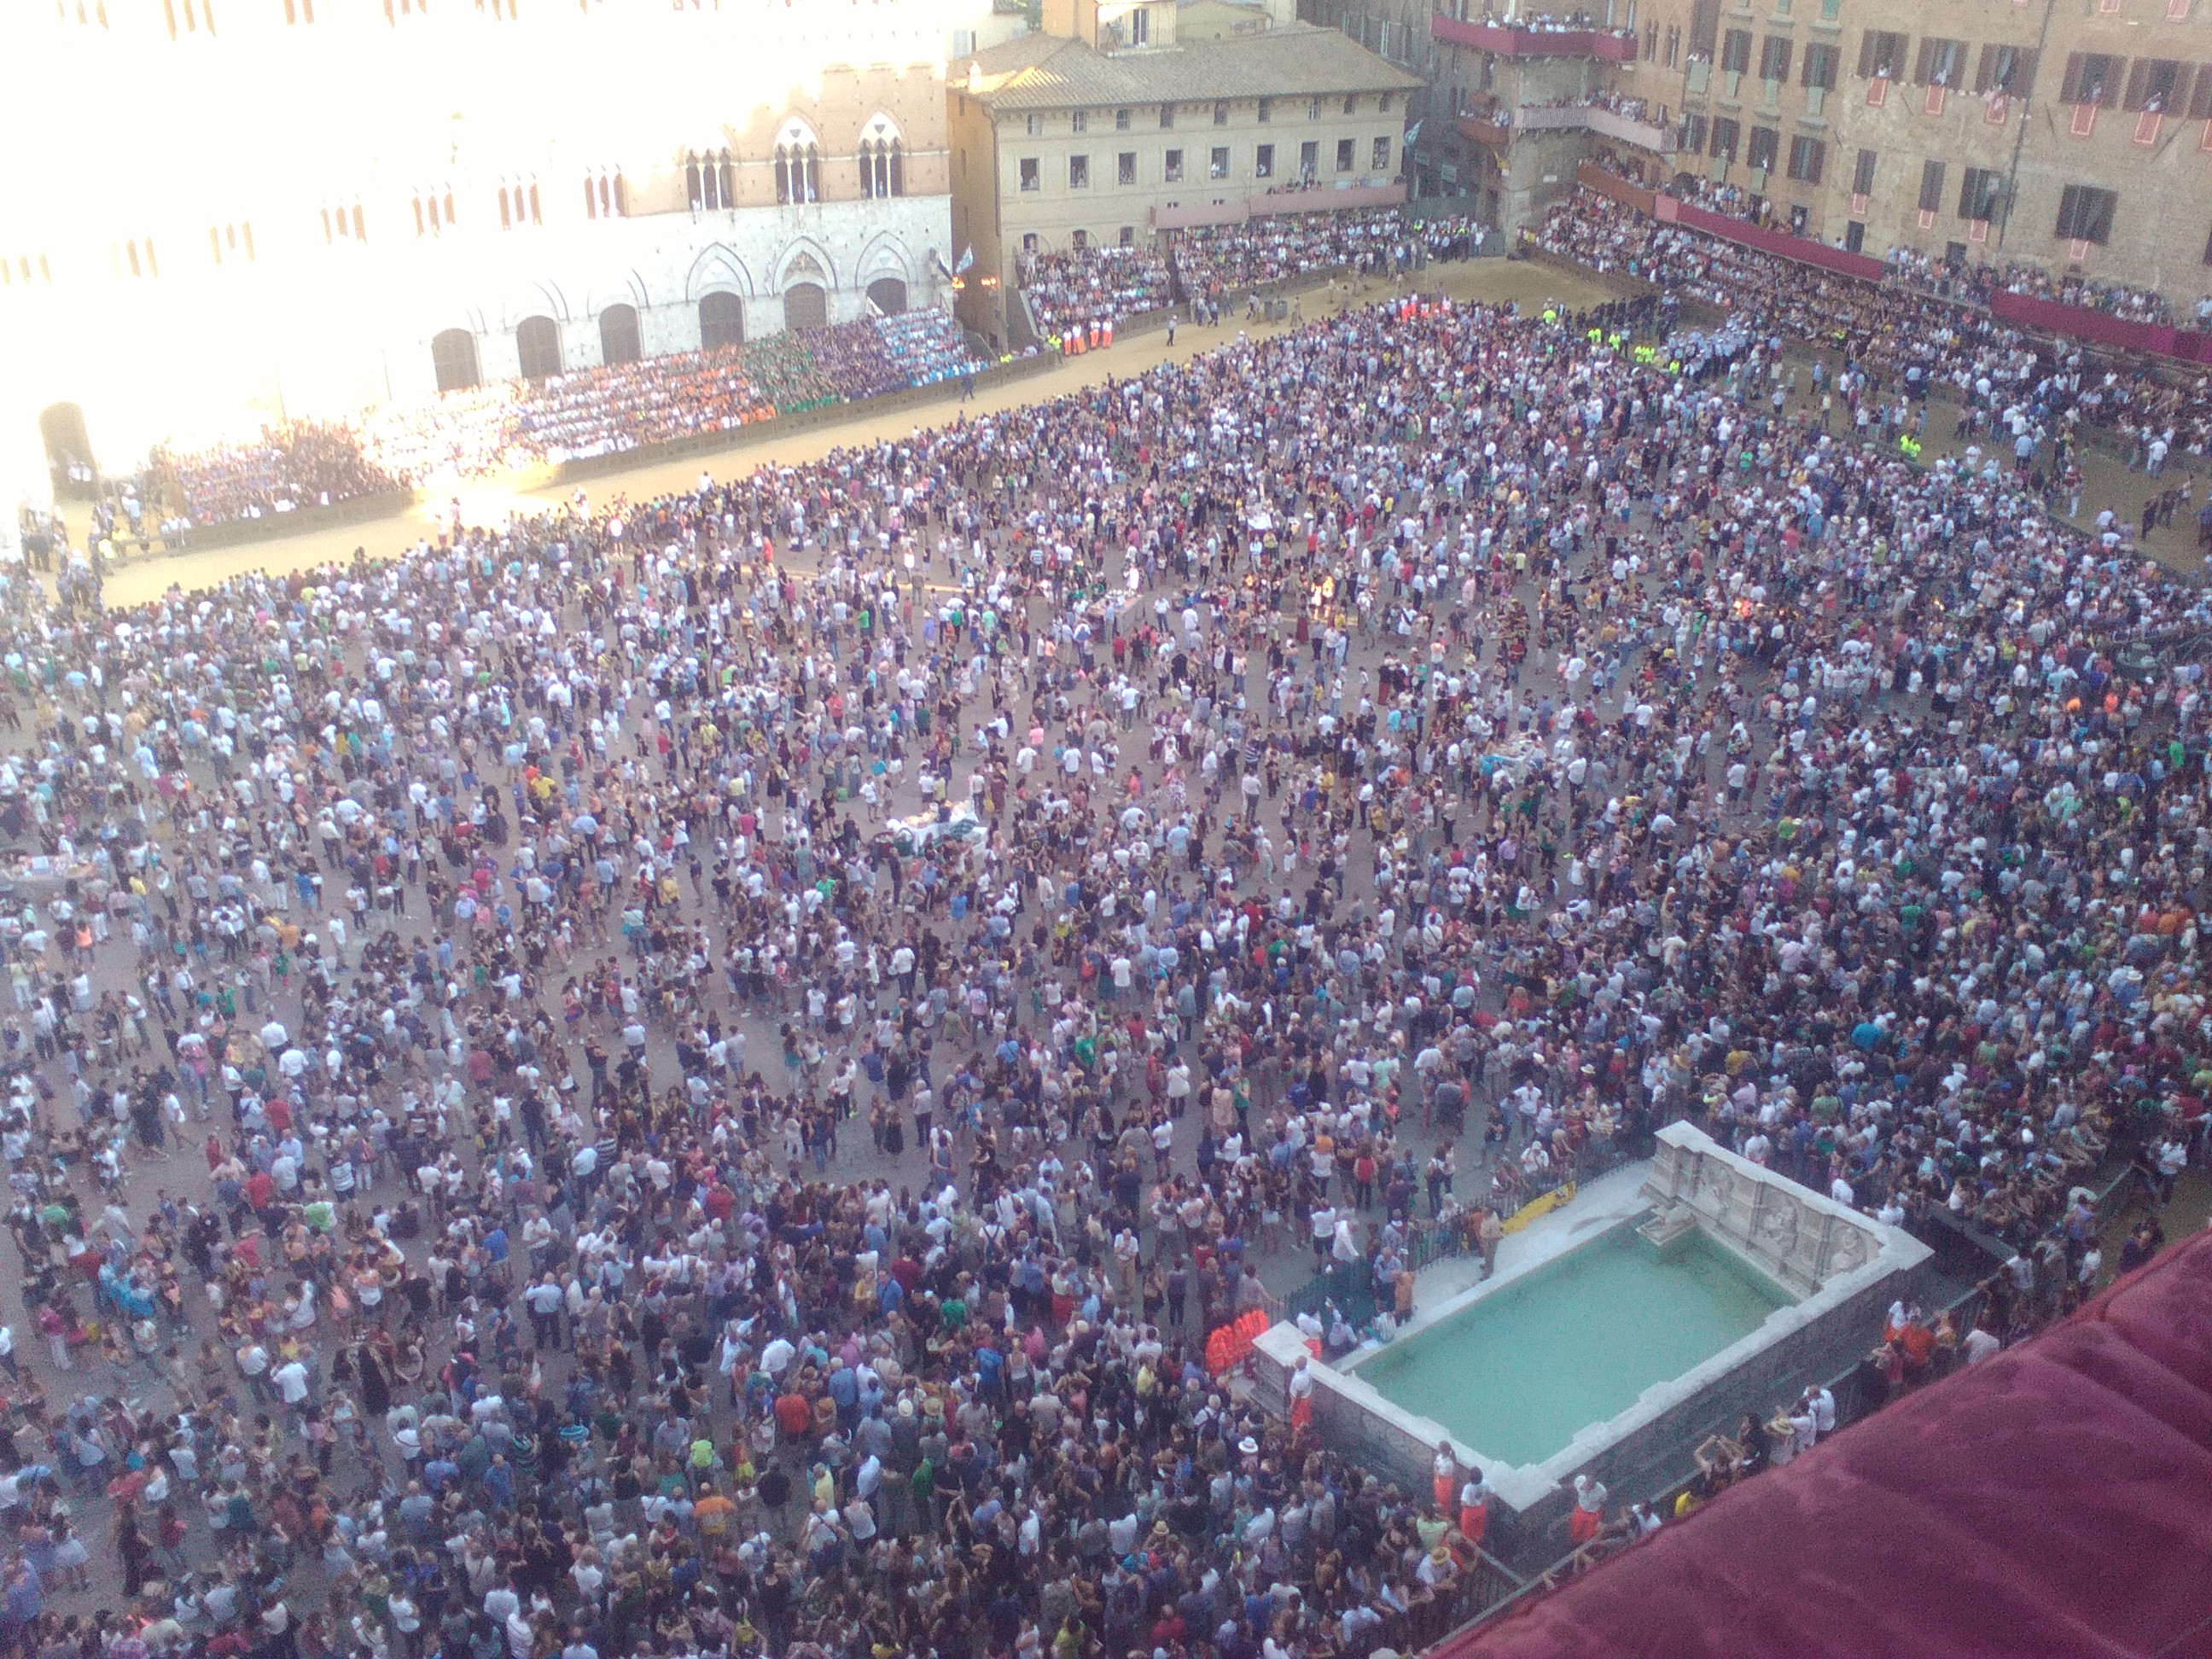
left=1466, top=103, right=1674, bottom=153
left=1429, top=15, right=1636, bottom=59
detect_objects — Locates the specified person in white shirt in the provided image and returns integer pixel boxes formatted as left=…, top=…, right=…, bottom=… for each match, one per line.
left=1807, top=1385, right=1837, bottom=1437
left=236, top=1341, right=271, bottom=1404
left=272, top=1358, right=311, bottom=1412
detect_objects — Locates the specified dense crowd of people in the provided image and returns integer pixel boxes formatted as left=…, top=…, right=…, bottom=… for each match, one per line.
left=1, top=263, right=2209, bottom=1659
left=152, top=315, right=981, bottom=527
left=1017, top=247, right=1175, bottom=346
left=1172, top=212, right=1452, bottom=307
left=1986, top=264, right=2184, bottom=329
left=1592, top=154, right=2208, bottom=335
left=1535, top=185, right=2212, bottom=480
left=1016, top=212, right=1492, bottom=349
left=150, top=424, right=402, bottom=530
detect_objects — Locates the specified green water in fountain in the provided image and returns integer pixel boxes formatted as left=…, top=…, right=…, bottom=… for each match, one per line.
left=1352, top=1225, right=1790, bottom=1467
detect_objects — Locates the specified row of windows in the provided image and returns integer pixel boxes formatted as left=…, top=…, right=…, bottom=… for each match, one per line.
left=311, top=168, right=623, bottom=245
left=1680, top=124, right=2140, bottom=250
left=207, top=221, right=256, bottom=264
left=1710, top=28, right=1842, bottom=90
left=79, top=0, right=528, bottom=30
left=583, top=170, right=629, bottom=219
left=1684, top=117, right=1826, bottom=182
left=1656, top=0, right=1844, bottom=71
left=427, top=284, right=897, bottom=391
left=686, top=151, right=737, bottom=212
left=2054, top=53, right=2212, bottom=114
left=496, top=181, right=541, bottom=229
left=678, top=144, right=905, bottom=209
left=1019, top=93, right=1389, bottom=137
left=1017, top=137, right=1388, bottom=191
left=1, top=255, right=54, bottom=288
left=1873, top=155, right=2118, bottom=245
left=159, top=0, right=217, bottom=33
left=1022, top=229, right=1141, bottom=253
left=1848, top=35, right=2212, bottom=114
left=284, top=0, right=506, bottom=17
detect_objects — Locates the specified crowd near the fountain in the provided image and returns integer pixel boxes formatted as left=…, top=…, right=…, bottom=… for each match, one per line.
left=2, top=239, right=2211, bottom=1659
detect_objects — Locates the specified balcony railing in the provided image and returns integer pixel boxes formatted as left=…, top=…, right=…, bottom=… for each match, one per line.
left=1458, top=105, right=1673, bottom=152
left=1430, top=15, right=1636, bottom=58
left=1515, top=103, right=1674, bottom=149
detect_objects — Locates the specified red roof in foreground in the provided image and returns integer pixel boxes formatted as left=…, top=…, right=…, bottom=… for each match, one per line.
left=1432, top=1231, right=2212, bottom=1659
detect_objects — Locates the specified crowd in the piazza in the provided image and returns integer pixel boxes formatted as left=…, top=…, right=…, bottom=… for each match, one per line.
left=148, top=425, right=404, bottom=531
left=152, top=315, right=981, bottom=531
left=1534, top=184, right=2212, bottom=500
left=1018, top=211, right=1491, bottom=350
left=1, top=249, right=2210, bottom=1659
left=1016, top=247, right=1176, bottom=347
left=1633, top=162, right=2209, bottom=333
left=1172, top=213, right=1458, bottom=313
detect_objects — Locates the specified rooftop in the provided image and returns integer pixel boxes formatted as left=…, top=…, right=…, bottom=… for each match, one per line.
left=956, top=24, right=1423, bottom=111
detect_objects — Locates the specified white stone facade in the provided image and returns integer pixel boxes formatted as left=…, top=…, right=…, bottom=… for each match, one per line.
left=383, top=196, right=958, bottom=403
left=0, top=0, right=984, bottom=507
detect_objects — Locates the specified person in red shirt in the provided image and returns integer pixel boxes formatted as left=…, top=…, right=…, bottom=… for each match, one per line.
left=773, top=1388, right=812, bottom=1444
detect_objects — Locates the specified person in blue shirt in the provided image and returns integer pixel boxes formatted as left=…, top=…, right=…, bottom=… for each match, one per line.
left=975, top=1340, right=1004, bottom=1401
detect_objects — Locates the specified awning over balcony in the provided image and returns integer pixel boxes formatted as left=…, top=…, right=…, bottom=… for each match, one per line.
left=1431, top=17, right=1635, bottom=60
left=1460, top=105, right=1672, bottom=153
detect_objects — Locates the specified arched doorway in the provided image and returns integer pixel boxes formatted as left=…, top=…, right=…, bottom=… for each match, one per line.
left=431, top=329, right=480, bottom=393
left=865, top=277, right=908, bottom=316
left=783, top=282, right=829, bottom=330
left=599, top=304, right=642, bottom=365
left=38, top=404, right=97, bottom=501
left=516, top=315, right=562, bottom=379
left=699, top=291, right=744, bottom=351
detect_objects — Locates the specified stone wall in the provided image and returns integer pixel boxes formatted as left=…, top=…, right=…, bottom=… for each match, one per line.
left=1640, top=1122, right=1905, bottom=1298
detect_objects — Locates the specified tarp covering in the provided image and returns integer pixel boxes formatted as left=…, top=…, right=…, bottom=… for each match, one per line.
left=1565, top=163, right=2212, bottom=364
left=1987, top=290, right=2212, bottom=366
left=1669, top=202, right=1889, bottom=283
left=1430, top=1231, right=2212, bottom=1659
